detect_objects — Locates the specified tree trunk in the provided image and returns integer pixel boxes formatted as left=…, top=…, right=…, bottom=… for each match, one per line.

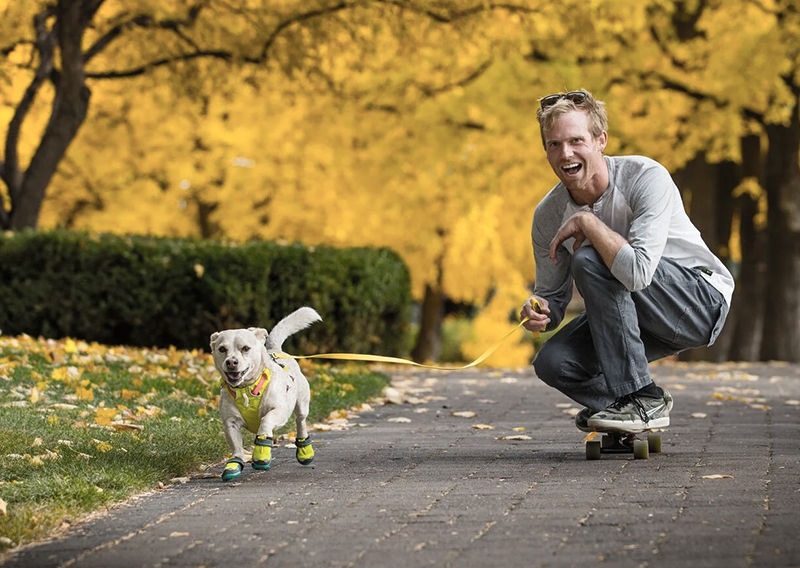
left=761, top=104, right=800, bottom=361
left=727, top=134, right=767, bottom=360
left=674, top=157, right=736, bottom=361
left=411, top=284, right=445, bottom=363
left=9, top=0, right=90, bottom=230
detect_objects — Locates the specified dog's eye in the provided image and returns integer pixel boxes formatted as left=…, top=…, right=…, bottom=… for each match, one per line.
left=218, top=346, right=227, bottom=354
left=241, top=346, right=251, bottom=353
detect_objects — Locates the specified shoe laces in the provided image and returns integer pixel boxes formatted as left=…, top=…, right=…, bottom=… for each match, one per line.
left=610, top=394, right=650, bottom=424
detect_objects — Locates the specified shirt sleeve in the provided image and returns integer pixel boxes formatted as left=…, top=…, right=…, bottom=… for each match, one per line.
left=609, top=164, right=675, bottom=291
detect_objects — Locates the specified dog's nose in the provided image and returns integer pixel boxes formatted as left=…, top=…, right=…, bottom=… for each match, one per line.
left=226, top=357, right=239, bottom=368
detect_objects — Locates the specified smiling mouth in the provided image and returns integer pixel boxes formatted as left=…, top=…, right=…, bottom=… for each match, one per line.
left=225, top=369, right=249, bottom=385
left=562, top=163, right=582, bottom=175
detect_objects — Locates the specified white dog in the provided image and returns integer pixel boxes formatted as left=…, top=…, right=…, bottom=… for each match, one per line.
left=210, top=307, right=322, bottom=481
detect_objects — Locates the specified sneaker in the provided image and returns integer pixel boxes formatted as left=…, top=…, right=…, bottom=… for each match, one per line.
left=575, top=407, right=596, bottom=432
left=587, top=394, right=670, bottom=433
left=663, top=388, right=673, bottom=412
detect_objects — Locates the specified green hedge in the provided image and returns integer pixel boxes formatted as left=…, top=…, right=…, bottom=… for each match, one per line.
left=0, top=230, right=411, bottom=356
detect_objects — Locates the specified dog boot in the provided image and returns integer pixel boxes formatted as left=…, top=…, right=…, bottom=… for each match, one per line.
left=295, top=436, right=314, bottom=465
left=222, top=457, right=244, bottom=481
left=252, top=435, right=273, bottom=470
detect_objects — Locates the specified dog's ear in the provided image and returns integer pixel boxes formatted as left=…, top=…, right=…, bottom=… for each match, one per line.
left=247, top=327, right=268, bottom=345
left=210, top=332, right=220, bottom=350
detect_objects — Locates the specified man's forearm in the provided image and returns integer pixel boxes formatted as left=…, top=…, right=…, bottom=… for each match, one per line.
left=578, top=212, right=627, bottom=269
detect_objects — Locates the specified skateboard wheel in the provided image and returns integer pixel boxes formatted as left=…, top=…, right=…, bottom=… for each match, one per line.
left=633, top=439, right=649, bottom=459
left=647, top=434, right=662, bottom=454
left=586, top=440, right=602, bottom=460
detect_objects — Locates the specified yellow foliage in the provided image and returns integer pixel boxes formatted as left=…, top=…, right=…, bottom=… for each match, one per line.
left=460, top=287, right=534, bottom=368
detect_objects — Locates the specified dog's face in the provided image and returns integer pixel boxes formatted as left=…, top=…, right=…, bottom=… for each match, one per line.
left=210, top=328, right=268, bottom=388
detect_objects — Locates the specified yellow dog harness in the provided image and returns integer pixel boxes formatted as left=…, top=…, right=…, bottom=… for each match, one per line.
left=223, top=368, right=271, bottom=434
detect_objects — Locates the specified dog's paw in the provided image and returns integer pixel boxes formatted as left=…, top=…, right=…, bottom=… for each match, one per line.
left=295, top=436, right=314, bottom=465
left=252, top=435, right=272, bottom=470
left=222, top=457, right=244, bottom=481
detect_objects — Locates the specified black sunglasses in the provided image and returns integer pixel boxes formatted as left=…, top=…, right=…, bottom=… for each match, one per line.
left=540, top=91, right=587, bottom=109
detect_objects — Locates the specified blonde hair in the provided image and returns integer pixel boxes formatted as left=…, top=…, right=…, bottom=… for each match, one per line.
left=536, top=90, right=608, bottom=149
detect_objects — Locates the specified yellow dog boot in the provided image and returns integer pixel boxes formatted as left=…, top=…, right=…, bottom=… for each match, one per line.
left=222, top=457, right=244, bottom=481
left=295, top=436, right=314, bottom=465
left=252, top=435, right=273, bottom=470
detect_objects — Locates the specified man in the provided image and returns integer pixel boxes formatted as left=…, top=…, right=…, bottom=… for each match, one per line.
left=520, top=89, right=734, bottom=433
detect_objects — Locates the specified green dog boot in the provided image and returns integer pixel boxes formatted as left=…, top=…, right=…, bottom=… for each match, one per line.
left=222, top=457, right=244, bottom=481
left=295, top=436, right=314, bottom=465
left=252, top=435, right=273, bottom=470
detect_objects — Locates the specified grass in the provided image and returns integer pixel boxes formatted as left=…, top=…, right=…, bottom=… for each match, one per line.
left=0, top=334, right=390, bottom=552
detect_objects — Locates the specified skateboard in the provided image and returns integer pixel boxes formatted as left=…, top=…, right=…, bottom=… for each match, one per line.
left=584, top=429, right=662, bottom=460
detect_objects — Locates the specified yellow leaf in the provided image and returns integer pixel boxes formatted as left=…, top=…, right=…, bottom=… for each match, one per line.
left=471, top=424, right=494, bottom=430
left=95, top=408, right=117, bottom=426
left=197, top=408, right=207, bottom=416
left=94, top=441, right=113, bottom=453
left=64, top=338, right=77, bottom=354
left=31, top=437, right=44, bottom=447
left=75, top=386, right=94, bottom=401
left=121, top=389, right=140, bottom=400
left=29, top=388, right=40, bottom=403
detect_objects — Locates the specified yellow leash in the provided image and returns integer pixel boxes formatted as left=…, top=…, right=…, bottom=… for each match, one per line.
left=274, top=300, right=543, bottom=371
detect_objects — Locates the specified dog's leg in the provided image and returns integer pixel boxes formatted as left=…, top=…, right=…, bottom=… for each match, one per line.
left=252, top=408, right=292, bottom=470
left=222, top=416, right=247, bottom=481
left=293, top=389, right=314, bottom=465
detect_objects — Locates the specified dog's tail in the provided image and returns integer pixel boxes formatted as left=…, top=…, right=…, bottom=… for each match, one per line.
left=267, top=307, right=322, bottom=351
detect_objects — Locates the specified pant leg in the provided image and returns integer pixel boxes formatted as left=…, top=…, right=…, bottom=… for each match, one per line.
left=534, top=246, right=727, bottom=405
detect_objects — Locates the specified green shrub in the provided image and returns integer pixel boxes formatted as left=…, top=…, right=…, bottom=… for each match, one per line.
left=0, top=230, right=411, bottom=356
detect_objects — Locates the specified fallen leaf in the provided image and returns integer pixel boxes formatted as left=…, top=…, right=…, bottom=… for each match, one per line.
left=786, top=400, right=800, bottom=406
left=512, top=426, right=526, bottom=432
left=451, top=411, right=477, bottom=418
left=170, top=532, right=190, bottom=537
left=388, top=417, right=411, bottom=423
left=497, top=435, right=532, bottom=441
left=0, top=498, right=6, bottom=516
left=691, top=413, right=707, bottom=418
left=472, top=424, right=494, bottom=430
left=702, top=474, right=734, bottom=480
left=111, top=421, right=144, bottom=432
left=584, top=432, right=599, bottom=442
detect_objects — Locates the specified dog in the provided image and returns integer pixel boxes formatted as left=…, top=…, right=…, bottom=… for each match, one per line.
left=210, top=307, right=322, bottom=481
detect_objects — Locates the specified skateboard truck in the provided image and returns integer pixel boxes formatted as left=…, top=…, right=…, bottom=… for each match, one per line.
left=585, top=431, right=663, bottom=460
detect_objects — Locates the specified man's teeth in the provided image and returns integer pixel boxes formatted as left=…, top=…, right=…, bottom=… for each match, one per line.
left=563, top=163, right=581, bottom=173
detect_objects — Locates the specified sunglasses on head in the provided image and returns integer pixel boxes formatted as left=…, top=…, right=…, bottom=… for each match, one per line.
left=540, top=91, right=587, bottom=110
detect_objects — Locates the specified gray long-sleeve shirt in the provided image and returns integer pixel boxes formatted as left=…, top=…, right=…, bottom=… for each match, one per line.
left=532, top=155, right=734, bottom=329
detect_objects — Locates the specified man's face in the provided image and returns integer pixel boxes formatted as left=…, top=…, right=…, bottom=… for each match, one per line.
left=543, top=110, right=607, bottom=196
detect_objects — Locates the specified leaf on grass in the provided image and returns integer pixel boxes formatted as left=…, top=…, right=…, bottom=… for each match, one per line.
left=702, top=474, right=734, bottom=480
left=111, top=422, right=144, bottom=432
left=497, top=434, right=532, bottom=441
left=31, top=437, right=44, bottom=447
left=0, top=497, right=6, bottom=516
left=451, top=411, right=476, bottom=418
left=94, top=408, right=118, bottom=426
left=472, top=424, right=494, bottom=430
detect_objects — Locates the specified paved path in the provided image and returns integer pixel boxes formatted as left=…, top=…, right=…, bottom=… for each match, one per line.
left=2, top=362, right=800, bottom=568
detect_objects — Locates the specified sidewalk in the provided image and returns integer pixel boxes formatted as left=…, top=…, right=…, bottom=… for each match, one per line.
left=2, top=361, right=799, bottom=568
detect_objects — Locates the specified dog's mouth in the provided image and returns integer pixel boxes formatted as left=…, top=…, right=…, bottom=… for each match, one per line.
left=225, top=369, right=249, bottom=386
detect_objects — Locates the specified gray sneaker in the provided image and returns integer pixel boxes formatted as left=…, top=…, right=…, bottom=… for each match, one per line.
left=575, top=407, right=596, bottom=432
left=587, top=394, right=670, bottom=433
left=663, top=388, right=673, bottom=413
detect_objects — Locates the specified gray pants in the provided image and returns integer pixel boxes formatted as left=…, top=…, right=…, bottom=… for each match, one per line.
left=533, top=246, right=728, bottom=412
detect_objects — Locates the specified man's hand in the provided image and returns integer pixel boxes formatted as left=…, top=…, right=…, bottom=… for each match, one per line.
left=520, top=296, right=550, bottom=334
left=549, top=211, right=589, bottom=264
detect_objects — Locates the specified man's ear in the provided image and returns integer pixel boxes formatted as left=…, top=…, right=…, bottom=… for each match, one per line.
left=597, top=130, right=608, bottom=152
